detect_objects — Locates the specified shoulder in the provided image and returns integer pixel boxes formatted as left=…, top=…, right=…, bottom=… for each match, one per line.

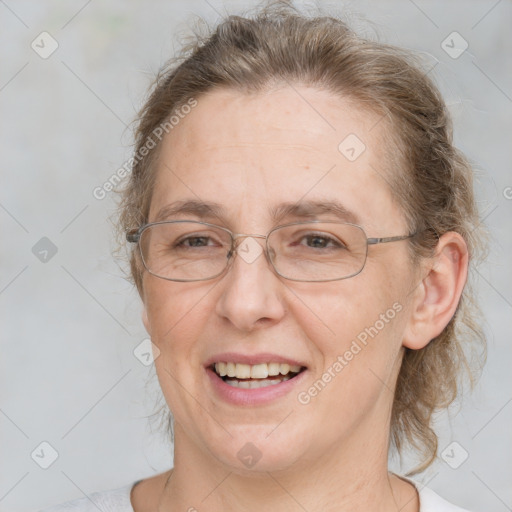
left=406, top=478, right=472, bottom=512
left=130, top=470, right=172, bottom=512
left=37, top=482, right=136, bottom=512
left=37, top=470, right=172, bottom=512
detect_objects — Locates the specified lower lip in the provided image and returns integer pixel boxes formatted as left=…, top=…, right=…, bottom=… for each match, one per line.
left=206, top=367, right=308, bottom=405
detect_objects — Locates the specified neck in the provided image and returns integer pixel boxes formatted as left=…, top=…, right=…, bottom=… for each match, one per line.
left=157, top=421, right=418, bottom=512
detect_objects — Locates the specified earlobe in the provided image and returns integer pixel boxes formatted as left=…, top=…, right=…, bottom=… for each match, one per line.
left=402, top=232, right=468, bottom=350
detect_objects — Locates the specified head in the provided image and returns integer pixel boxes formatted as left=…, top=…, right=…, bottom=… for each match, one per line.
left=117, top=2, right=485, bottom=474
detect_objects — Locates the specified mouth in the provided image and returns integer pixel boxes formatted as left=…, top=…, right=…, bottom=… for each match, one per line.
left=209, top=361, right=306, bottom=389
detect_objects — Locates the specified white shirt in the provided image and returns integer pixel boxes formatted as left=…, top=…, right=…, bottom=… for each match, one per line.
left=38, top=477, right=471, bottom=512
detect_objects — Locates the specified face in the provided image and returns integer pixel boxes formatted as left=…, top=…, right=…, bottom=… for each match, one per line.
left=141, top=86, right=418, bottom=474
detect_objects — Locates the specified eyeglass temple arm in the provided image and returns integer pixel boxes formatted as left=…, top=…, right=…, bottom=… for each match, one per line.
left=367, top=233, right=416, bottom=245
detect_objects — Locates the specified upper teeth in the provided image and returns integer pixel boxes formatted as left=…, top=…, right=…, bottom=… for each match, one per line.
left=214, top=362, right=302, bottom=379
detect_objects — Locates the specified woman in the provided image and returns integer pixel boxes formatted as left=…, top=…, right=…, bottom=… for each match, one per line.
left=41, top=2, right=485, bottom=511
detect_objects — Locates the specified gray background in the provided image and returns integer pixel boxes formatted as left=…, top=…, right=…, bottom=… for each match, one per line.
left=1, top=1, right=511, bottom=511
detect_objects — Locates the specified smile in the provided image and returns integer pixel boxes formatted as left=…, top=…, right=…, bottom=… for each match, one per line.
left=212, top=362, right=304, bottom=388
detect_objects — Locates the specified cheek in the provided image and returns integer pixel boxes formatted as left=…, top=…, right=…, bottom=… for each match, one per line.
left=145, top=280, right=215, bottom=418
left=297, top=275, right=401, bottom=343
left=294, top=281, right=407, bottom=425
left=296, top=270, right=409, bottom=389
left=144, top=278, right=213, bottom=342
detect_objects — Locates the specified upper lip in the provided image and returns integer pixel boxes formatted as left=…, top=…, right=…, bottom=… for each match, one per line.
left=204, top=352, right=307, bottom=368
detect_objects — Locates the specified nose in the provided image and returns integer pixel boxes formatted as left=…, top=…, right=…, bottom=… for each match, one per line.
left=215, top=236, right=286, bottom=332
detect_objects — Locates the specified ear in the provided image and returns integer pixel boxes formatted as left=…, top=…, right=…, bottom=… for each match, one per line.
left=402, top=232, right=468, bottom=350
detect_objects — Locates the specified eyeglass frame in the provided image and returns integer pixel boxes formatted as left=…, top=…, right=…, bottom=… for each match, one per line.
left=126, top=219, right=417, bottom=283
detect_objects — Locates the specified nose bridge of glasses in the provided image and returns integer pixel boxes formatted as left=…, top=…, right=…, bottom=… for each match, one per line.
left=232, top=233, right=267, bottom=241
left=230, top=233, right=266, bottom=251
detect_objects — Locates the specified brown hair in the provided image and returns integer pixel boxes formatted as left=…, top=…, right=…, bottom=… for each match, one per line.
left=116, top=0, right=486, bottom=473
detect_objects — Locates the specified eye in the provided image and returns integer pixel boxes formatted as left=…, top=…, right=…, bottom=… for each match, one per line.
left=173, top=231, right=230, bottom=250
left=176, top=236, right=215, bottom=248
left=296, top=232, right=347, bottom=250
left=303, top=234, right=336, bottom=248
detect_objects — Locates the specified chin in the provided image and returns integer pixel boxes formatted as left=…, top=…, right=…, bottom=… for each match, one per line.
left=203, top=423, right=311, bottom=475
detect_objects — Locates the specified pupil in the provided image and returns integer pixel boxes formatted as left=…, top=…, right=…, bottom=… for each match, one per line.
left=188, top=237, right=208, bottom=246
left=308, top=235, right=327, bottom=248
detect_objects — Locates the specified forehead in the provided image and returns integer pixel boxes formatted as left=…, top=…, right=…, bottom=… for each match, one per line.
left=150, top=86, right=404, bottom=232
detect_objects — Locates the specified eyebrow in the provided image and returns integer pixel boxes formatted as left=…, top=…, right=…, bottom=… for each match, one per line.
left=153, top=199, right=360, bottom=225
left=154, top=200, right=225, bottom=223
left=271, top=200, right=359, bottom=225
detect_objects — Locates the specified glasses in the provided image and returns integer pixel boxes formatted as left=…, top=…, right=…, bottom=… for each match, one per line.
left=126, top=220, right=416, bottom=283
